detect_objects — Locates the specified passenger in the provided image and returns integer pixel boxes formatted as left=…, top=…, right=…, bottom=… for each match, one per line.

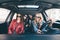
left=24, top=15, right=28, bottom=27
left=23, top=15, right=29, bottom=33
left=28, top=15, right=33, bottom=33
left=8, top=14, right=24, bottom=34
left=24, top=14, right=33, bottom=33
left=28, top=15, right=33, bottom=25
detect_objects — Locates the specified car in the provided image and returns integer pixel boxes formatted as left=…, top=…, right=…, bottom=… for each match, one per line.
left=0, top=0, right=60, bottom=40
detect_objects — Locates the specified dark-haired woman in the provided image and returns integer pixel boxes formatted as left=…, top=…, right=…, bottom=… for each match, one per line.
left=8, top=14, right=24, bottom=34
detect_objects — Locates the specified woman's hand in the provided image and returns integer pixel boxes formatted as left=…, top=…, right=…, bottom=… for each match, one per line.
left=37, top=29, right=42, bottom=34
left=8, top=31, right=12, bottom=34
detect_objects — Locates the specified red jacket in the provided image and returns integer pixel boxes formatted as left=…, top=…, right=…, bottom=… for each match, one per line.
left=8, top=19, right=24, bottom=34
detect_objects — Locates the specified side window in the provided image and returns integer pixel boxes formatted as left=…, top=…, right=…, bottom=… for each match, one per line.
left=0, top=8, right=10, bottom=23
left=45, top=8, right=60, bottom=22
left=12, top=13, right=17, bottom=20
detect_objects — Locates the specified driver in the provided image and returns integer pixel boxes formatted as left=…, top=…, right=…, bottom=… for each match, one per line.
left=32, top=13, right=53, bottom=34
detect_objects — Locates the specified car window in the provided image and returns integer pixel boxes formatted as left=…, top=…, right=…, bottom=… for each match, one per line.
left=12, top=13, right=17, bottom=20
left=45, top=8, right=60, bottom=22
left=0, top=8, right=11, bottom=23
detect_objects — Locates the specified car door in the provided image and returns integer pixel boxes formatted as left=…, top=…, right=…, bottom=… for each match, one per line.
left=0, top=8, right=11, bottom=34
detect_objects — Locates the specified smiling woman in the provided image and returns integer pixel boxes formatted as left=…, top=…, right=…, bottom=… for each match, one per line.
left=0, top=8, right=10, bottom=23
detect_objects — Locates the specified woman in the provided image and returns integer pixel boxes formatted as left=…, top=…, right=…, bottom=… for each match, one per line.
left=32, top=13, right=50, bottom=34
left=32, top=13, right=44, bottom=34
left=8, top=14, right=24, bottom=34
left=32, top=13, right=60, bottom=34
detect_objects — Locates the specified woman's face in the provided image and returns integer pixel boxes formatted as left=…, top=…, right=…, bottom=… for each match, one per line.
left=24, top=15, right=27, bottom=20
left=17, top=14, right=22, bottom=23
left=35, top=16, right=41, bottom=23
left=35, top=13, right=42, bottom=23
left=17, top=17, right=21, bottom=20
left=29, top=15, right=32, bottom=19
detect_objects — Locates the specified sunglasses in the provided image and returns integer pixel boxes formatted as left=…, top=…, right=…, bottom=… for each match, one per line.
left=17, top=16, right=22, bottom=18
left=35, top=16, right=41, bottom=18
left=35, top=16, right=41, bottom=19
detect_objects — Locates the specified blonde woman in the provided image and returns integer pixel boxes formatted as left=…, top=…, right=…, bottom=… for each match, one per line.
left=32, top=13, right=46, bottom=34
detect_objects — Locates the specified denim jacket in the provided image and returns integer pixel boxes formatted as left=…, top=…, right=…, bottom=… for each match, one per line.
left=32, top=20, right=48, bottom=33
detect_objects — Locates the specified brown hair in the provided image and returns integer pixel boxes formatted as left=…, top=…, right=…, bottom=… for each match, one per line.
left=16, top=14, right=23, bottom=23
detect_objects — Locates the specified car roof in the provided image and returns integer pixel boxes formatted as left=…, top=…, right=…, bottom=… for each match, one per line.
left=0, top=0, right=60, bottom=15
left=0, top=0, right=60, bottom=4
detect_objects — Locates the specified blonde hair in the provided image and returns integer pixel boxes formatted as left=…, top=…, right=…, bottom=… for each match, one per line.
left=35, top=13, right=43, bottom=21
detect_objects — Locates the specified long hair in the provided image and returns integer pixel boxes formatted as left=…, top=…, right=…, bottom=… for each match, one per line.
left=16, top=14, right=23, bottom=23
left=33, top=13, right=44, bottom=23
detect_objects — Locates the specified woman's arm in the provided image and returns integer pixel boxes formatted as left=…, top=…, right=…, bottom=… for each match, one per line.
left=8, top=20, right=14, bottom=34
left=19, top=23, right=24, bottom=34
left=32, top=21, right=38, bottom=32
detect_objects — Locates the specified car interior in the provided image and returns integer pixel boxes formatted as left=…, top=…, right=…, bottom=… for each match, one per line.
left=0, top=0, right=60, bottom=40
